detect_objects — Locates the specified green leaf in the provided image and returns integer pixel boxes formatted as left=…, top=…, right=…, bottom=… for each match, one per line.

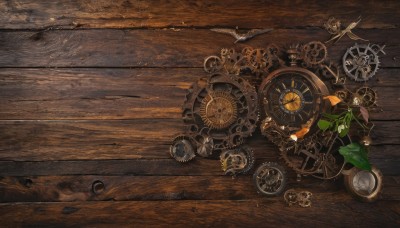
left=322, top=113, right=340, bottom=120
left=339, top=142, right=371, bottom=171
left=317, top=119, right=332, bottom=131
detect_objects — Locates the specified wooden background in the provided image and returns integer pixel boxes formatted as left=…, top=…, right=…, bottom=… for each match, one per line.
left=0, top=1, right=399, bottom=227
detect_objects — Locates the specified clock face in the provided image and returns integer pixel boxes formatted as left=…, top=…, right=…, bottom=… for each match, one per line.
left=260, top=68, right=329, bottom=128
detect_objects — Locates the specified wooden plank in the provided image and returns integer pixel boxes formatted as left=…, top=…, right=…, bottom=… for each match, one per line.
left=1, top=0, right=399, bottom=29
left=0, top=198, right=398, bottom=227
left=0, top=29, right=398, bottom=68
left=0, top=175, right=398, bottom=203
left=0, top=119, right=399, bottom=161
left=0, top=68, right=399, bottom=120
left=0, top=149, right=398, bottom=176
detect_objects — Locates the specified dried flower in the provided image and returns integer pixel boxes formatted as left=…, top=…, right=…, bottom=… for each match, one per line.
left=290, top=127, right=310, bottom=141
left=324, top=95, right=342, bottom=106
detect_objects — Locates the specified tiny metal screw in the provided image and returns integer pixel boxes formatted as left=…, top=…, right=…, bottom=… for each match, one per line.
left=92, top=180, right=105, bottom=194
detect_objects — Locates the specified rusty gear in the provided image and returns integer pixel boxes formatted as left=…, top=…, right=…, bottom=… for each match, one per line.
left=170, top=135, right=196, bottom=162
left=343, top=44, right=385, bottom=81
left=220, top=146, right=255, bottom=175
left=204, top=56, right=223, bottom=73
left=302, top=41, right=327, bottom=65
left=356, top=86, right=377, bottom=108
left=253, top=162, right=287, bottom=196
left=200, top=91, right=238, bottom=129
left=334, top=89, right=352, bottom=104
left=182, top=73, right=258, bottom=156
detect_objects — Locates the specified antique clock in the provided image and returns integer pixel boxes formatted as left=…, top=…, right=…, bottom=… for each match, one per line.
left=259, top=67, right=329, bottom=129
left=171, top=41, right=384, bottom=202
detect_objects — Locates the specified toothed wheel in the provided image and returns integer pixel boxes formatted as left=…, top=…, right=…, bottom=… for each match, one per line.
left=170, top=135, right=196, bottom=162
left=343, top=44, right=384, bottom=82
left=204, top=56, right=223, bottom=73
left=302, top=41, right=327, bottom=65
left=253, top=162, right=287, bottom=196
left=200, top=91, right=238, bottom=129
left=220, top=146, right=254, bottom=175
left=356, top=87, right=377, bottom=108
left=182, top=73, right=258, bottom=155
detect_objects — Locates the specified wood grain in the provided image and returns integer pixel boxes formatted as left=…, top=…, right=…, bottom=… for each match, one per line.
left=0, top=29, right=398, bottom=68
left=0, top=198, right=398, bottom=227
left=0, top=68, right=399, bottom=120
left=0, top=119, right=398, bottom=161
left=1, top=0, right=399, bottom=29
left=0, top=175, right=398, bottom=203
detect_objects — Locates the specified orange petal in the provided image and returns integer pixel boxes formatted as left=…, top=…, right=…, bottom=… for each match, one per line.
left=323, top=95, right=342, bottom=106
left=290, top=127, right=310, bottom=141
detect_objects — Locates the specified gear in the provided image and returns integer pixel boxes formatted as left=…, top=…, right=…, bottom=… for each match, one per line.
left=181, top=73, right=258, bottom=156
left=343, top=43, right=384, bottom=81
left=302, top=41, right=327, bottom=65
left=220, top=146, right=254, bottom=175
left=356, top=86, right=377, bottom=108
left=204, top=56, right=223, bottom=73
left=170, top=135, right=196, bottom=162
left=200, top=91, right=238, bottom=129
left=334, top=89, right=352, bottom=104
left=196, top=135, right=214, bottom=157
left=253, top=162, right=287, bottom=196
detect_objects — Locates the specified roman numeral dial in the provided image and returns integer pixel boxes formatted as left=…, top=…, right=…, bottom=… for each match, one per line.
left=260, top=69, right=326, bottom=128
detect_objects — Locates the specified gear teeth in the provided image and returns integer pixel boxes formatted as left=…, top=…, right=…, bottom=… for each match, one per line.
left=170, top=135, right=196, bottom=163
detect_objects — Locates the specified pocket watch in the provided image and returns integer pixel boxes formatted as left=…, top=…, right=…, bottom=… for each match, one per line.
left=259, top=67, right=330, bottom=129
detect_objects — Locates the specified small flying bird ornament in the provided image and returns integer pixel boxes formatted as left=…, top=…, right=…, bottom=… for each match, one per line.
left=211, top=28, right=273, bottom=43
left=324, top=17, right=368, bottom=44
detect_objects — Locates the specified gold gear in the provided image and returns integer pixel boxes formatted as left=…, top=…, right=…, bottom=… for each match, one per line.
left=200, top=91, right=238, bottom=129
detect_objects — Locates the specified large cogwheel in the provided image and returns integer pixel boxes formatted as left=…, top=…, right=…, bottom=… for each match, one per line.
left=200, top=91, right=238, bottom=129
left=342, top=44, right=384, bottom=82
left=182, top=73, right=258, bottom=156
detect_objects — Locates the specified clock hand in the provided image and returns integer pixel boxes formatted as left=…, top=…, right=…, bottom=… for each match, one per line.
left=282, top=97, right=298, bottom=106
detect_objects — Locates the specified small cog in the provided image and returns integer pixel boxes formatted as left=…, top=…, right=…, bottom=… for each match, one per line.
left=253, top=162, right=287, bottom=196
left=170, top=135, right=196, bottom=162
left=220, top=146, right=255, bottom=175
left=302, top=41, right=327, bottom=65
left=356, top=86, right=377, bottom=107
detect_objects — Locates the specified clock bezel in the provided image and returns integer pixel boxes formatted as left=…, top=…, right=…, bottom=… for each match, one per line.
left=259, top=67, right=330, bottom=129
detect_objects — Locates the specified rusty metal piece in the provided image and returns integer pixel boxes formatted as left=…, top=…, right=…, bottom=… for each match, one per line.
left=355, top=86, right=377, bottom=108
left=284, top=189, right=313, bottom=207
left=343, top=43, right=385, bottom=81
left=302, top=41, right=327, bottom=66
left=343, top=166, right=383, bottom=202
left=182, top=73, right=258, bottom=156
left=220, top=146, right=254, bottom=175
left=170, top=135, right=196, bottom=162
left=92, top=180, right=105, bottom=194
left=253, top=162, right=287, bottom=196
left=325, top=17, right=368, bottom=44
left=200, top=91, right=238, bottom=129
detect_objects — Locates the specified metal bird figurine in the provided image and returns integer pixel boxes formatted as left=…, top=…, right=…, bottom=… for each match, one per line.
left=325, top=17, right=368, bottom=44
left=211, top=28, right=273, bottom=43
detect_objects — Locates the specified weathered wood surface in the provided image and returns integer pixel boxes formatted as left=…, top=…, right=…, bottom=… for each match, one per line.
left=0, top=0, right=399, bottom=227
left=0, top=198, right=399, bottom=227
left=1, top=0, right=399, bottom=29
left=0, top=175, right=399, bottom=203
left=0, top=68, right=399, bottom=120
left=0, top=29, right=399, bottom=68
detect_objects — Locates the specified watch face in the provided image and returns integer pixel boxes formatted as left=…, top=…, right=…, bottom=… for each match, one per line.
left=260, top=68, right=329, bottom=128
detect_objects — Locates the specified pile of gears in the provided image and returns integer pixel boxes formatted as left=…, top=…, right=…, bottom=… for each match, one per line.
left=170, top=39, right=385, bottom=202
